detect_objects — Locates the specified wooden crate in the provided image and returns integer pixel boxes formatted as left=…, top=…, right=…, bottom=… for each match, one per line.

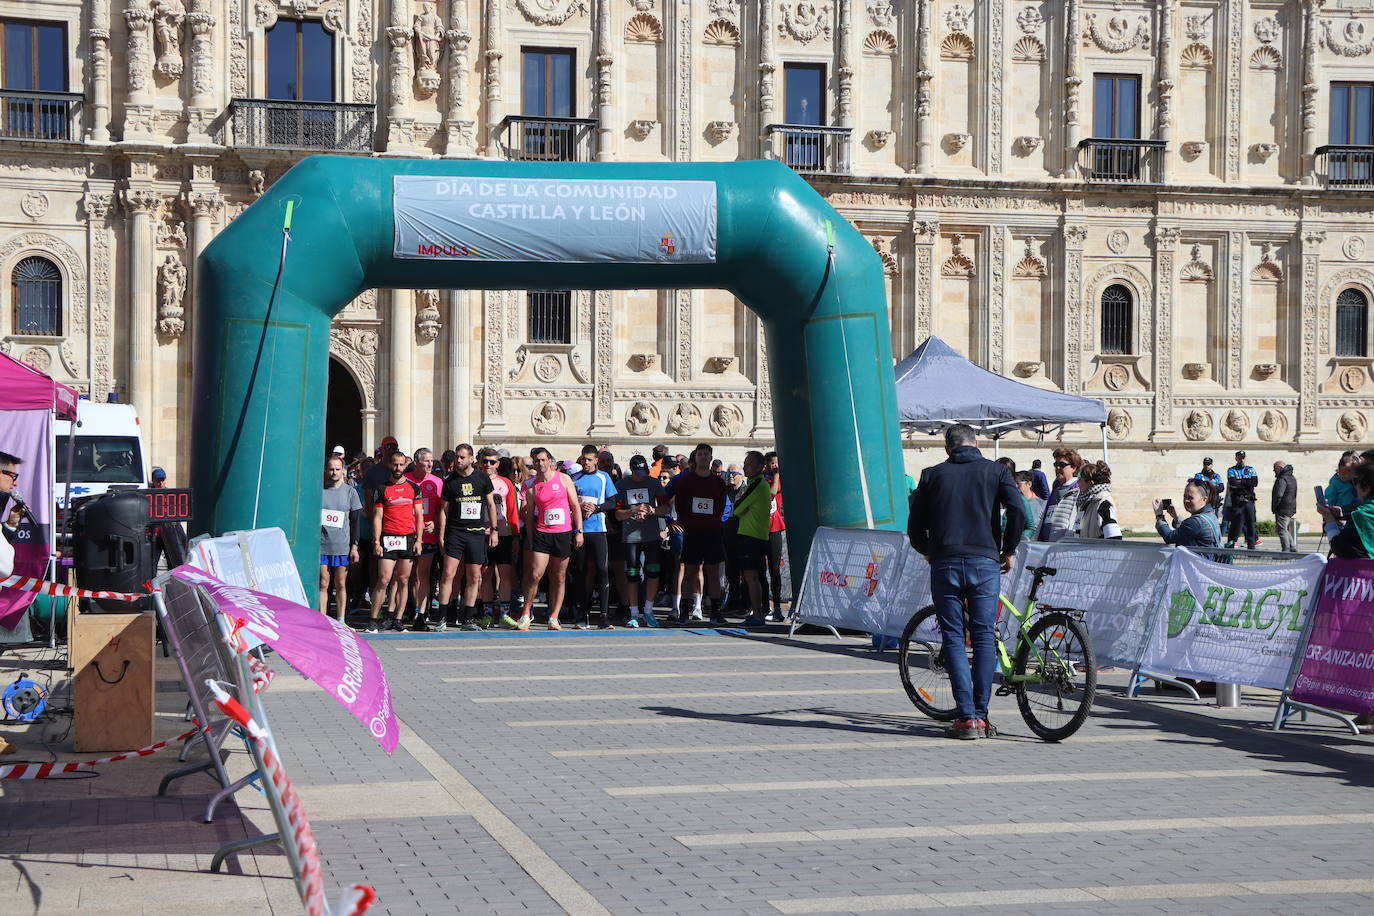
left=71, top=612, right=154, bottom=752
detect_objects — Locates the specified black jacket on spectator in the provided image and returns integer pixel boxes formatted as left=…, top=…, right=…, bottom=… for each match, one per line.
left=1271, top=464, right=1297, bottom=516
left=908, top=445, right=1024, bottom=562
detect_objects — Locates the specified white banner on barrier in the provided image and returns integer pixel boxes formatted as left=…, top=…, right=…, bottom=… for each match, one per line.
left=187, top=528, right=310, bottom=608
left=792, top=528, right=916, bottom=637
left=1037, top=539, right=1174, bottom=667
left=1139, top=548, right=1326, bottom=690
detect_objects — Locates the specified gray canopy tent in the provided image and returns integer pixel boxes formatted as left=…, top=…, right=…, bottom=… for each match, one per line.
left=894, top=336, right=1109, bottom=456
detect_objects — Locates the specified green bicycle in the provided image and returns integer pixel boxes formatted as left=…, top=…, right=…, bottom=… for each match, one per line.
left=898, top=565, right=1097, bottom=741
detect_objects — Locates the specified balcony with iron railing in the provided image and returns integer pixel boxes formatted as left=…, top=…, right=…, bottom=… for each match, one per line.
left=0, top=90, right=82, bottom=141
left=226, top=98, right=375, bottom=152
left=1316, top=145, right=1374, bottom=190
left=497, top=115, right=597, bottom=162
left=764, top=123, right=852, bottom=175
left=1077, top=138, right=1168, bottom=184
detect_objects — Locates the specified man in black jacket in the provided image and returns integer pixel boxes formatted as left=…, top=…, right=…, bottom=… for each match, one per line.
left=1271, top=460, right=1297, bottom=552
left=907, top=424, right=1024, bottom=740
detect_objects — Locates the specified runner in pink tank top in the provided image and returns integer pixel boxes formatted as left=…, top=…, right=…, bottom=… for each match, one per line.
left=516, top=447, right=583, bottom=629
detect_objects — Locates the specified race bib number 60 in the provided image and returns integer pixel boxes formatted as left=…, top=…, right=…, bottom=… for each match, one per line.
left=382, top=535, right=406, bottom=552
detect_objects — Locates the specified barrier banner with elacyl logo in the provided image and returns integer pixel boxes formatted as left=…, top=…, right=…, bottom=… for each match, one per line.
left=1139, top=548, right=1325, bottom=690
left=393, top=176, right=717, bottom=264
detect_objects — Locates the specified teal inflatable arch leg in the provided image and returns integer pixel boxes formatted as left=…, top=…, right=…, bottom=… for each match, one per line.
left=192, top=156, right=905, bottom=597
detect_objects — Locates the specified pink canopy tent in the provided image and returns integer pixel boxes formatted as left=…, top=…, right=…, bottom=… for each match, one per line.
left=0, top=352, right=79, bottom=629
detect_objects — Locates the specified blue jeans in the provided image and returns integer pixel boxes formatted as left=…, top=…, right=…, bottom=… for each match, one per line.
left=930, top=555, right=1001, bottom=721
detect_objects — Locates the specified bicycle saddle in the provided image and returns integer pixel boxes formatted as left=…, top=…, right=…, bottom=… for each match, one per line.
left=1029, top=565, right=1058, bottom=577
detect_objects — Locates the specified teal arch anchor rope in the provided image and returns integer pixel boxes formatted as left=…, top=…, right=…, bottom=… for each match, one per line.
left=191, top=156, right=906, bottom=595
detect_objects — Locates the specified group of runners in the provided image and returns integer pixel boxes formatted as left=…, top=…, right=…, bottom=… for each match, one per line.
left=319, top=438, right=788, bottom=633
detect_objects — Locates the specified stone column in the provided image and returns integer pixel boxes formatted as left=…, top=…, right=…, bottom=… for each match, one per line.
left=911, top=215, right=939, bottom=344
left=84, top=191, right=116, bottom=401
left=1225, top=230, right=1246, bottom=389
left=1300, top=0, right=1323, bottom=183
left=123, top=0, right=155, bottom=139
left=988, top=227, right=1007, bottom=374
left=1297, top=228, right=1325, bottom=441
left=836, top=0, right=854, bottom=172
left=1155, top=0, right=1175, bottom=183
left=88, top=0, right=112, bottom=141
left=758, top=0, right=777, bottom=159
left=1151, top=225, right=1180, bottom=440
left=590, top=290, right=616, bottom=435
left=1063, top=0, right=1082, bottom=176
left=753, top=317, right=774, bottom=438
left=594, top=0, right=615, bottom=160
left=1223, top=0, right=1243, bottom=181
left=185, top=1, right=217, bottom=141
left=987, top=0, right=1005, bottom=174
left=446, top=290, right=470, bottom=443
left=482, top=0, right=504, bottom=157
left=187, top=190, right=222, bottom=279
left=122, top=186, right=160, bottom=439
left=443, top=0, right=475, bottom=156
left=1062, top=223, right=1088, bottom=392
left=385, top=0, right=414, bottom=151
left=914, top=0, right=934, bottom=173
left=478, top=291, right=509, bottom=436
left=389, top=289, right=413, bottom=442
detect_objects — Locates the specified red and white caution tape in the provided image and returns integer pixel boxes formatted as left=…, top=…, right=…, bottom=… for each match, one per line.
left=0, top=724, right=201, bottom=780
left=206, top=679, right=374, bottom=916
left=0, top=573, right=146, bottom=603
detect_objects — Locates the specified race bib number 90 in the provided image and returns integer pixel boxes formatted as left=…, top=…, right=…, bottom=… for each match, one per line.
left=692, top=497, right=714, bottom=515
left=543, top=508, right=566, bottom=527
left=321, top=508, right=345, bottom=529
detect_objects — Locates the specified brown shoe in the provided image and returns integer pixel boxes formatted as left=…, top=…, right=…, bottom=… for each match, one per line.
left=944, top=718, right=981, bottom=740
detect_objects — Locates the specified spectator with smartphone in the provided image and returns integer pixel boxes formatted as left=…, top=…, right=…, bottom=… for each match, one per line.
left=1323, top=462, right=1374, bottom=559
left=1153, top=479, right=1222, bottom=548
left=1325, top=451, right=1360, bottom=517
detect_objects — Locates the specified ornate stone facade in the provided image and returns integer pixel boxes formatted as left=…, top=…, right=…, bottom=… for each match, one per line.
left=0, top=0, right=1368, bottom=530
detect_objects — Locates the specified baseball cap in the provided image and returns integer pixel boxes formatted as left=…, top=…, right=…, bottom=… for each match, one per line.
left=496, top=447, right=511, bottom=459
left=331, top=445, right=345, bottom=455
left=1235, top=450, right=1247, bottom=458
left=629, top=455, right=649, bottom=472
left=1202, top=457, right=1213, bottom=465
left=379, top=436, right=398, bottom=449
left=151, top=466, right=167, bottom=480
left=560, top=459, right=577, bottom=474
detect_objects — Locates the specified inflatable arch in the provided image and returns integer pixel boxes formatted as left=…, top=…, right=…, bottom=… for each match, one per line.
left=191, top=156, right=904, bottom=593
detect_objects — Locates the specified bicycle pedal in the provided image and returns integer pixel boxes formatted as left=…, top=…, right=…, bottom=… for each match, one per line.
left=994, top=685, right=1016, bottom=697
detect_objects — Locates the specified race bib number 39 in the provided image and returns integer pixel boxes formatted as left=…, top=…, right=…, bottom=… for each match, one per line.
left=692, top=497, right=714, bottom=515
left=543, top=508, right=566, bottom=527
left=460, top=501, right=482, bottom=520
left=382, top=535, right=407, bottom=552
left=322, top=508, right=345, bottom=529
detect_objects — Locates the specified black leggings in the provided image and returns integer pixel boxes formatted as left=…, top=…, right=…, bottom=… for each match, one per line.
left=572, top=531, right=611, bottom=624
left=762, top=530, right=785, bottom=609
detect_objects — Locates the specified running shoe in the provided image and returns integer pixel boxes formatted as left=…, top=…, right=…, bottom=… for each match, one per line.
left=514, top=615, right=532, bottom=631
left=364, top=622, right=380, bottom=635
left=943, top=718, right=981, bottom=740
left=574, top=621, right=590, bottom=630
left=460, top=621, right=481, bottom=631
left=478, top=614, right=493, bottom=629
left=741, top=616, right=767, bottom=627
left=625, top=617, right=640, bottom=628
left=547, top=618, right=563, bottom=631
left=411, top=619, right=432, bottom=632
left=644, top=610, right=659, bottom=628
left=688, top=609, right=706, bottom=622
left=431, top=620, right=447, bottom=633
left=499, top=614, right=520, bottom=629
left=767, top=611, right=786, bottom=623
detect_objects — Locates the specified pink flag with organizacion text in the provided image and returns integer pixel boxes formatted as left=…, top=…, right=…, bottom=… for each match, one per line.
left=169, top=566, right=397, bottom=754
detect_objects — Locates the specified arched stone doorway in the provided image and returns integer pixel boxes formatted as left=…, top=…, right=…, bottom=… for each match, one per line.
left=325, top=356, right=364, bottom=460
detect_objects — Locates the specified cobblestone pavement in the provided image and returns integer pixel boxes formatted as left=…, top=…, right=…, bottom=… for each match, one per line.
left=6, top=625, right=1374, bottom=915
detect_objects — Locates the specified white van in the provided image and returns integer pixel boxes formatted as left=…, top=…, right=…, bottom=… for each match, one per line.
left=54, top=401, right=149, bottom=508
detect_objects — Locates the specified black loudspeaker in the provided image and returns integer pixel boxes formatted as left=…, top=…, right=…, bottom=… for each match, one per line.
left=73, top=491, right=152, bottom=611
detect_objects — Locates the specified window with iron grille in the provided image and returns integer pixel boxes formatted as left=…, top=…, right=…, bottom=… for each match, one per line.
left=1100, top=284, right=1132, bottom=354
left=12, top=255, right=61, bottom=336
left=1336, top=288, right=1369, bottom=357
left=528, top=291, right=572, bottom=344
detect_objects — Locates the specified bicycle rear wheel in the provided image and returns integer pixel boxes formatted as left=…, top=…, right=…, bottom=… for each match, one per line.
left=898, top=605, right=960, bottom=721
left=1012, top=611, right=1097, bottom=741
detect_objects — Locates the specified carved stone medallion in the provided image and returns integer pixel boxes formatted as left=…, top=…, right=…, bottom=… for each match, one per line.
left=1340, top=365, right=1367, bottom=393
left=20, top=347, right=51, bottom=372
left=20, top=191, right=49, bottom=219
left=709, top=403, right=744, bottom=438
left=1183, top=409, right=1213, bottom=441
left=1219, top=409, right=1249, bottom=441
left=514, top=0, right=587, bottom=26
left=1344, top=236, right=1366, bottom=261
left=1106, top=229, right=1129, bottom=254
left=531, top=401, right=566, bottom=435
left=1103, top=364, right=1130, bottom=391
left=1105, top=407, right=1131, bottom=440
left=534, top=354, right=562, bottom=382
left=1339, top=410, right=1368, bottom=443
left=1257, top=409, right=1287, bottom=442
left=625, top=400, right=659, bottom=436
left=666, top=402, right=702, bottom=436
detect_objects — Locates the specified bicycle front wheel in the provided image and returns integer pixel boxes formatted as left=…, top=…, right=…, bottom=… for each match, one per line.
left=898, top=605, right=960, bottom=721
left=1012, top=611, right=1097, bottom=741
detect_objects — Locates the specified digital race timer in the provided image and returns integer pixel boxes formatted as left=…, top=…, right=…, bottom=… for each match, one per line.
left=142, top=488, right=193, bottom=523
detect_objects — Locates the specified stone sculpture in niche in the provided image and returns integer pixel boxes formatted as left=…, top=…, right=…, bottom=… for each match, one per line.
left=157, top=253, right=187, bottom=337
left=413, top=3, right=443, bottom=98
left=152, top=0, right=186, bottom=79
